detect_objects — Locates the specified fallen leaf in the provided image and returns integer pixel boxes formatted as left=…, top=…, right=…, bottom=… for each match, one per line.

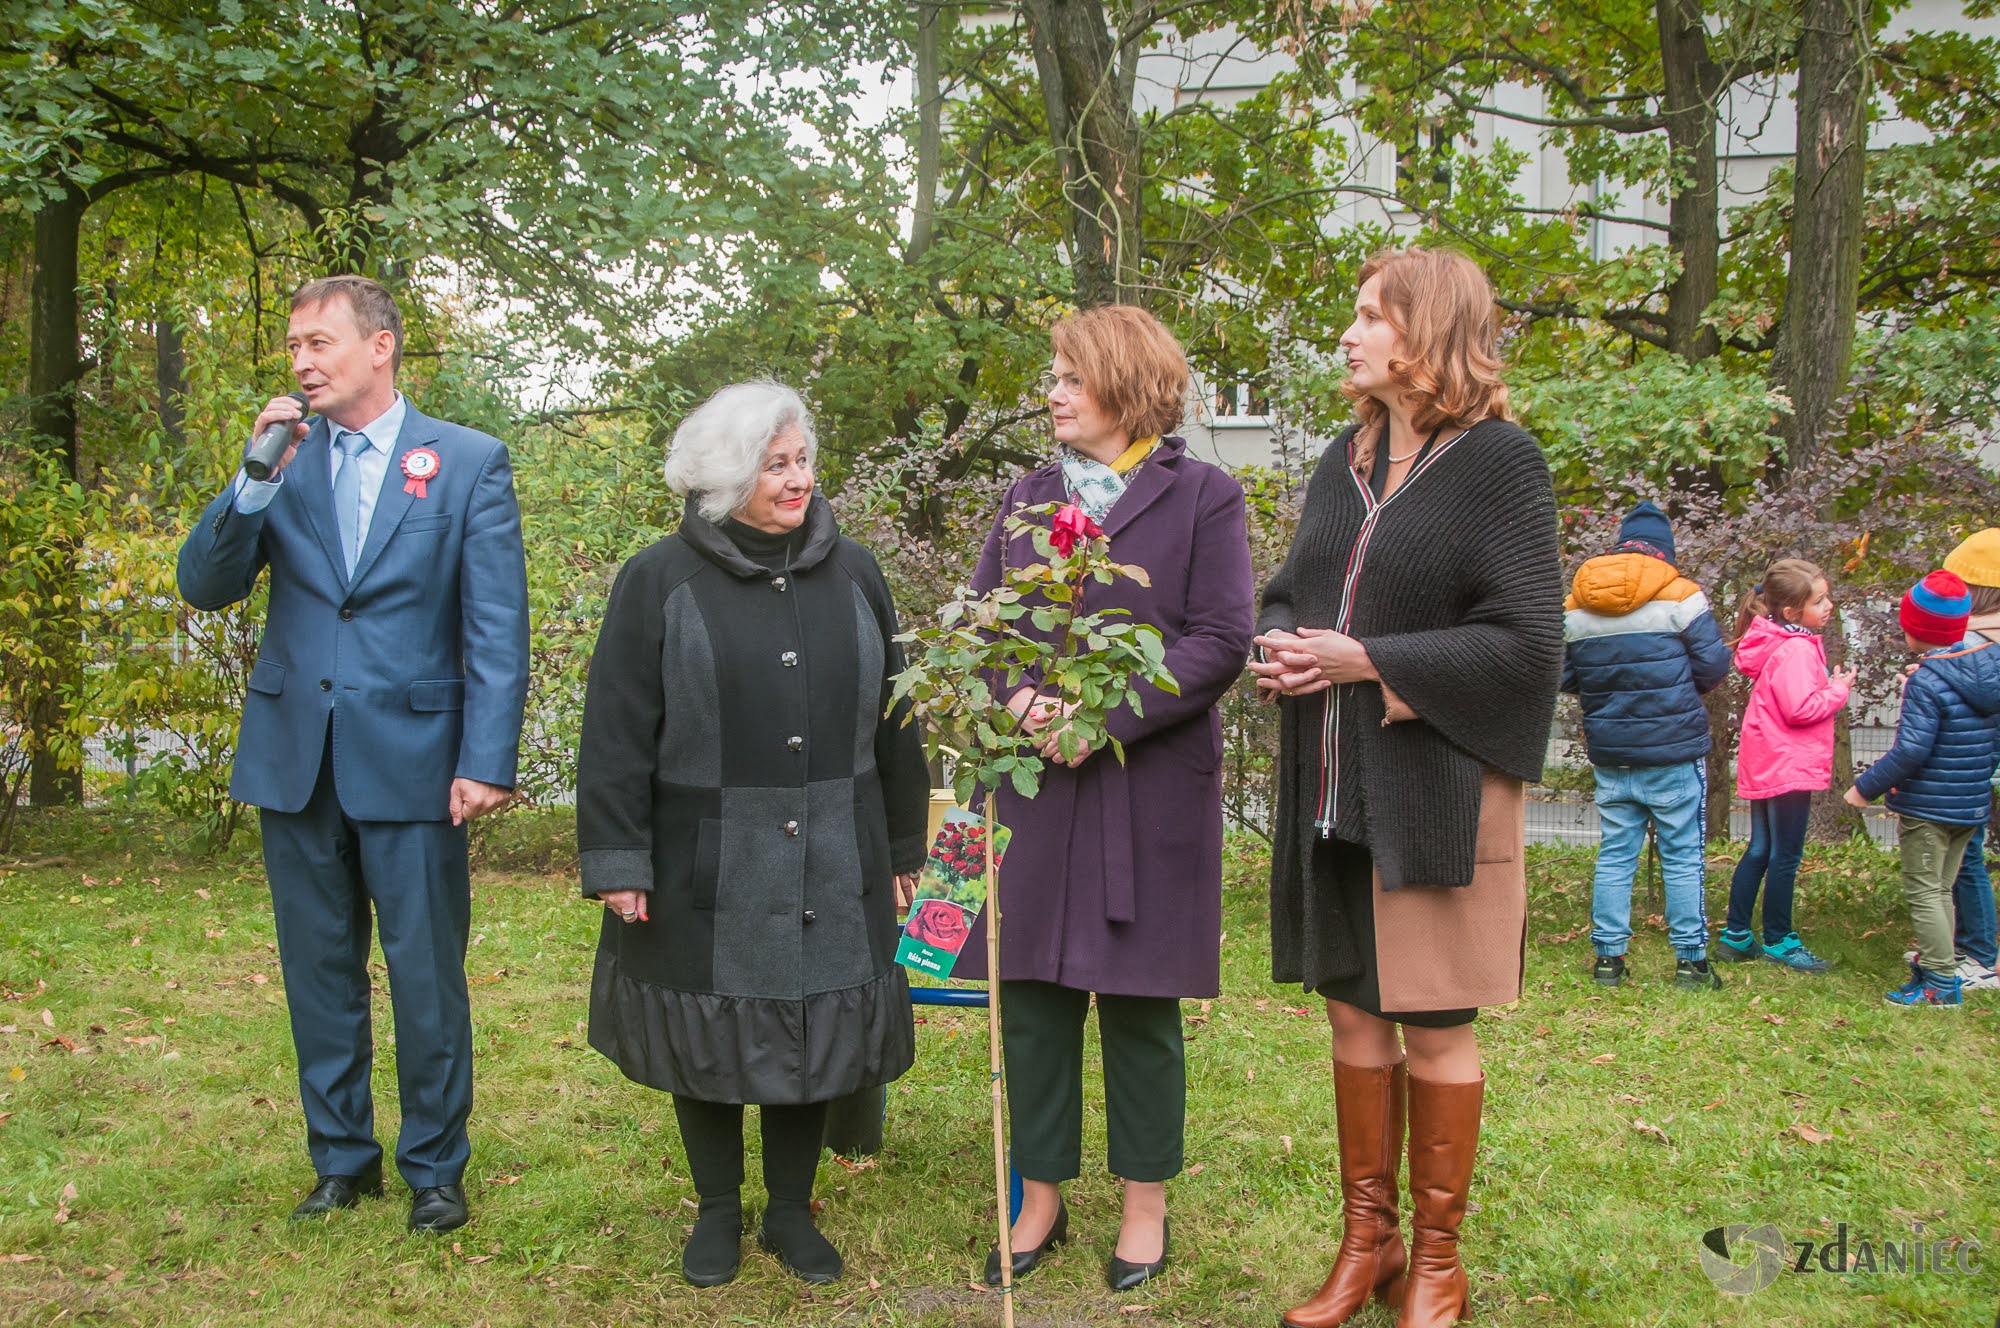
left=1630, top=1118, right=1670, bottom=1144
left=39, top=1010, right=52, bottom=1028
left=249, top=974, right=269, bottom=986
left=195, top=889, right=210, bottom=901
left=832, top=1154, right=878, bottom=1172
left=1187, top=1162, right=1205, bottom=1176
left=1702, top=1099, right=1724, bottom=1111
left=6, top=1067, right=22, bottom=1083
left=40, top=1036, right=77, bottom=1053
left=53, top=1182, right=77, bottom=1225
left=1791, top=1123, right=1832, bottom=1145
left=1589, top=1053, right=1616, bottom=1064
left=1281, top=1135, right=1293, bottom=1155
left=3, top=1254, right=43, bottom=1263
left=123, top=1036, right=161, bottom=1047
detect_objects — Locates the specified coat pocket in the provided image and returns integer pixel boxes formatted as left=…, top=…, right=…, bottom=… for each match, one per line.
left=399, top=514, right=453, bottom=535
left=1475, top=773, right=1524, bottom=863
left=247, top=658, right=286, bottom=695
left=691, top=818, right=721, bottom=910
left=409, top=678, right=465, bottom=711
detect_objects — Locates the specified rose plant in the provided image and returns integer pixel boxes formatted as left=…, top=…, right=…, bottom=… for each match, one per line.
left=891, top=500, right=1178, bottom=804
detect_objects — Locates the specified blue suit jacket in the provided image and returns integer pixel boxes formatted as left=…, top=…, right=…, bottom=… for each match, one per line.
left=177, top=405, right=530, bottom=821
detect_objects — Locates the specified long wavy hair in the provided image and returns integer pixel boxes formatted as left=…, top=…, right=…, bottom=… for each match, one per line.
left=1342, top=246, right=1512, bottom=472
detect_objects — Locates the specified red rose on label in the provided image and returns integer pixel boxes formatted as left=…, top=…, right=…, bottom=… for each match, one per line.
left=908, top=898, right=970, bottom=952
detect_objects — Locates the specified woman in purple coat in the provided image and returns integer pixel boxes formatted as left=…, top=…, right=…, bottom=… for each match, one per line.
left=958, top=305, right=1254, bottom=1292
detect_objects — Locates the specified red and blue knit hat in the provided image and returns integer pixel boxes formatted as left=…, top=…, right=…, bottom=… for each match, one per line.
left=1901, top=569, right=1972, bottom=646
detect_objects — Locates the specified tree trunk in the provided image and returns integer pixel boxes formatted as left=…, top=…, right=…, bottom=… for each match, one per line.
left=908, top=0, right=943, bottom=265
left=1769, top=0, right=1870, bottom=478
left=156, top=312, right=188, bottom=447
left=1704, top=680, right=1743, bottom=841
left=1654, top=0, right=1722, bottom=364
left=25, top=183, right=86, bottom=807
left=1021, top=0, right=1142, bottom=306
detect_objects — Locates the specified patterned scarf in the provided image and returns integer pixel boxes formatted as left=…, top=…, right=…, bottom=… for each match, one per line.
left=1058, top=435, right=1160, bottom=523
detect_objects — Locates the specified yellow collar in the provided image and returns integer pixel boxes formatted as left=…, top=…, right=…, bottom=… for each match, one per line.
left=1110, top=436, right=1161, bottom=474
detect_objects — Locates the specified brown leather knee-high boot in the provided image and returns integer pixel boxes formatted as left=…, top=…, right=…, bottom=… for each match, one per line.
left=1280, top=1061, right=1408, bottom=1328
left=1397, top=1072, right=1482, bottom=1327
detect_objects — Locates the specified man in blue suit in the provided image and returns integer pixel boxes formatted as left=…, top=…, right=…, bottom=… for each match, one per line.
left=178, top=275, right=529, bottom=1233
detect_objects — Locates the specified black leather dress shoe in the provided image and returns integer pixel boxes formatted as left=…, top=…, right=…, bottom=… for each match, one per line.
left=289, top=1160, right=384, bottom=1220
left=1106, top=1218, right=1169, bottom=1291
left=407, top=1184, right=469, bottom=1233
left=984, top=1201, right=1068, bottom=1286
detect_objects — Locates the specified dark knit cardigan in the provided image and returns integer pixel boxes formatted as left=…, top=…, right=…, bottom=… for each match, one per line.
left=1259, top=419, right=1563, bottom=981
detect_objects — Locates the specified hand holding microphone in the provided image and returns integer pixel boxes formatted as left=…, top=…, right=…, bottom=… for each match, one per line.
left=243, top=391, right=312, bottom=481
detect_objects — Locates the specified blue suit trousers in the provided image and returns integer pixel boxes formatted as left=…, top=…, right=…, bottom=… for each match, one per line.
left=261, top=732, right=474, bottom=1187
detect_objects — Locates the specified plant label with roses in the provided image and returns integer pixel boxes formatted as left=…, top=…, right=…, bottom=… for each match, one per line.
left=895, top=808, right=1012, bottom=979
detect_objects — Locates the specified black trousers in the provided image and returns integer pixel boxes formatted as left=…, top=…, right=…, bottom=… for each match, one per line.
left=1001, top=980, right=1185, bottom=1184
left=672, top=1095, right=829, bottom=1201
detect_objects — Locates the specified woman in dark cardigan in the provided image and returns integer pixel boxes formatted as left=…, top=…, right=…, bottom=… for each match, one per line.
left=576, top=380, right=930, bottom=1288
left=957, top=305, right=1254, bottom=1292
left=1249, top=249, right=1562, bottom=1328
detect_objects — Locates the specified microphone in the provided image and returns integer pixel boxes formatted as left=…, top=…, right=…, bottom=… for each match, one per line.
left=242, top=391, right=312, bottom=481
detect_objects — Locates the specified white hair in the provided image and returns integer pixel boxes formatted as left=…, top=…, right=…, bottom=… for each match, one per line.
left=663, top=379, right=817, bottom=523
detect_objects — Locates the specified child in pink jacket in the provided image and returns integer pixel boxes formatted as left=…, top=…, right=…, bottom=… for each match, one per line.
left=1716, top=558, right=1856, bottom=970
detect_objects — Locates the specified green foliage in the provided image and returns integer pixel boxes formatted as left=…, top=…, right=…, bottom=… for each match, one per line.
left=892, top=503, right=1178, bottom=805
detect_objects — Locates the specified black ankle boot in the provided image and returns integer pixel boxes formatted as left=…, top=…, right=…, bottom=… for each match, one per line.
left=682, top=1193, right=743, bottom=1286
left=759, top=1197, right=841, bottom=1284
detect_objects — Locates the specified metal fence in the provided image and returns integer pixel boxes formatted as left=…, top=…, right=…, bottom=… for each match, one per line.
left=1528, top=724, right=1901, bottom=849
left=65, top=720, right=1912, bottom=849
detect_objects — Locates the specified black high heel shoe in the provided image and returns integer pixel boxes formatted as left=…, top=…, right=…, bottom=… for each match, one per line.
left=1106, top=1217, right=1169, bottom=1291
left=983, top=1200, right=1069, bottom=1286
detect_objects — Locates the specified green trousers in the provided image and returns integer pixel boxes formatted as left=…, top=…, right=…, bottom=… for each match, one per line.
left=1000, top=979, right=1185, bottom=1184
left=1900, top=816, right=1974, bottom=974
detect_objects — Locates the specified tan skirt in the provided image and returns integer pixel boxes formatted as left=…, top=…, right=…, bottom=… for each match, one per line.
left=1371, top=771, right=1528, bottom=1012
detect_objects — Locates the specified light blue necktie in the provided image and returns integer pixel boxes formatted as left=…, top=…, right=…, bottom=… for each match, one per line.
left=333, top=429, right=369, bottom=575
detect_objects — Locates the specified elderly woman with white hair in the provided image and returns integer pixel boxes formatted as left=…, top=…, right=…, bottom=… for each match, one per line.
left=576, top=380, right=930, bottom=1287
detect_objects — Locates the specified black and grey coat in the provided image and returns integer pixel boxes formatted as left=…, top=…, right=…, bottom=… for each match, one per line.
left=577, top=496, right=930, bottom=1104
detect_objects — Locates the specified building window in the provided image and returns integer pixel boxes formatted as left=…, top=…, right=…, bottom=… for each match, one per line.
left=1211, top=377, right=1270, bottom=420
left=1396, top=124, right=1453, bottom=199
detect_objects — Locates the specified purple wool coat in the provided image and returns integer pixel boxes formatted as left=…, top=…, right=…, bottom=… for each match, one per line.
left=954, top=437, right=1254, bottom=998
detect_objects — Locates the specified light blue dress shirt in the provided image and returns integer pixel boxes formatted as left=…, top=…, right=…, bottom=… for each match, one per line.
left=233, top=394, right=408, bottom=555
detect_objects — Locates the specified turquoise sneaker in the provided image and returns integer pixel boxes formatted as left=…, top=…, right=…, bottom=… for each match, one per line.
left=1713, top=929, right=1761, bottom=963
left=1761, top=933, right=1833, bottom=973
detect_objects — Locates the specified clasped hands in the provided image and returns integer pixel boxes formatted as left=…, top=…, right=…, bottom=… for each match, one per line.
left=1007, top=686, right=1096, bottom=768
left=1248, top=628, right=1416, bottom=723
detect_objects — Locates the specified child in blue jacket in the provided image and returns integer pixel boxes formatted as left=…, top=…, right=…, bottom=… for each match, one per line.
left=1562, top=502, right=1734, bottom=990
left=1845, top=570, right=2000, bottom=1007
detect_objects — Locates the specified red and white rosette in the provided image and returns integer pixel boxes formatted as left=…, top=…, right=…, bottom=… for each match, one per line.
left=401, top=446, right=441, bottom=498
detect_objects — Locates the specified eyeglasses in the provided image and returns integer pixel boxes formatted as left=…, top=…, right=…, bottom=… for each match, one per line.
left=1037, top=372, right=1087, bottom=397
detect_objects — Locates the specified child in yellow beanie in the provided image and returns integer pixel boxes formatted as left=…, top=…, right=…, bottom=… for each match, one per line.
left=1930, top=529, right=2000, bottom=990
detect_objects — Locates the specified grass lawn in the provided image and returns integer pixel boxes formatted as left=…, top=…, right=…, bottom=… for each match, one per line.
left=1, top=808, right=1996, bottom=1327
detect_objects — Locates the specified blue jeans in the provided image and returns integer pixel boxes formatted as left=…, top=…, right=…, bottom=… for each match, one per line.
left=1952, top=824, right=1998, bottom=968
left=1591, top=761, right=1710, bottom=960
left=1726, top=790, right=1813, bottom=945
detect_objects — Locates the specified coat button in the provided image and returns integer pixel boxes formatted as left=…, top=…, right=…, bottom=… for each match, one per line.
left=319, top=678, right=332, bottom=691
left=787, top=735, right=803, bottom=751
left=783, top=820, right=800, bottom=836
left=802, top=909, right=817, bottom=924
left=771, top=575, right=788, bottom=592
left=780, top=650, right=798, bottom=667
left=339, top=607, right=354, bottom=621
